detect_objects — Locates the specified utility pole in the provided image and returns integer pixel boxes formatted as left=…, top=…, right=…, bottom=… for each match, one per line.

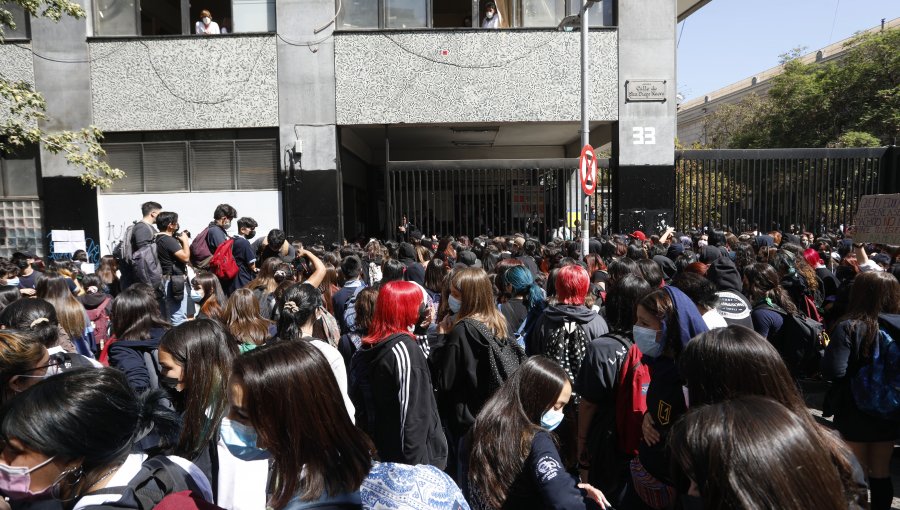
left=580, top=1, right=596, bottom=259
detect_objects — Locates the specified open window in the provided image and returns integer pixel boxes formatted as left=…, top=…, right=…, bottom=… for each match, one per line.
left=93, top=0, right=274, bottom=36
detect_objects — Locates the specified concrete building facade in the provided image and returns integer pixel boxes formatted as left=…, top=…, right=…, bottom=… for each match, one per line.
left=0, top=0, right=705, bottom=261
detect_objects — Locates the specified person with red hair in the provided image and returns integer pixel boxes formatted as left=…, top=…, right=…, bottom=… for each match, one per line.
left=348, top=281, right=448, bottom=469
left=805, top=247, right=840, bottom=301
left=527, top=264, right=609, bottom=469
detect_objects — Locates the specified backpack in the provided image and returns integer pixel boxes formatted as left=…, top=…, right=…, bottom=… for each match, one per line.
left=208, top=237, right=239, bottom=281
left=463, top=318, right=526, bottom=396
left=544, top=319, right=590, bottom=388
left=87, top=297, right=112, bottom=351
left=851, top=326, right=900, bottom=421
left=755, top=302, right=828, bottom=378
left=131, top=234, right=163, bottom=295
left=82, top=456, right=208, bottom=510
left=582, top=333, right=648, bottom=495
left=113, top=222, right=147, bottom=267
left=189, top=226, right=213, bottom=268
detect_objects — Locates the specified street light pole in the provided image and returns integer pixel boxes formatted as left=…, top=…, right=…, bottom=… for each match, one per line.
left=580, top=1, right=593, bottom=259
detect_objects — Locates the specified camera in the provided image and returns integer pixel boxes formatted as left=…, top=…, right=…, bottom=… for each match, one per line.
left=176, top=230, right=191, bottom=239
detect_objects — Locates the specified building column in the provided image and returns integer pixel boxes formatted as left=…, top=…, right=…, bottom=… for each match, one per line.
left=614, top=0, right=677, bottom=233
left=276, top=0, right=342, bottom=246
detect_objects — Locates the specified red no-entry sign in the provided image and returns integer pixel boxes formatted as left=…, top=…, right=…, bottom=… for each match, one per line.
left=579, top=144, right=597, bottom=196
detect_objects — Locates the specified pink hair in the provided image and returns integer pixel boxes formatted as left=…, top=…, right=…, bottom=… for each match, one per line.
left=556, top=265, right=590, bottom=305
left=363, top=281, right=420, bottom=345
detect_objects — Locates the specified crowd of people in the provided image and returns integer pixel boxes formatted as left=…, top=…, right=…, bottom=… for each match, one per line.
left=0, top=200, right=897, bottom=510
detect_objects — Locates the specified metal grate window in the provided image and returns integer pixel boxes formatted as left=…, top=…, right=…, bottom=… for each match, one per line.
left=101, top=139, right=277, bottom=193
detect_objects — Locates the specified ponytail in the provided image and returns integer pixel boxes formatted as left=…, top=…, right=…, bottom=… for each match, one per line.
left=504, top=266, right=546, bottom=313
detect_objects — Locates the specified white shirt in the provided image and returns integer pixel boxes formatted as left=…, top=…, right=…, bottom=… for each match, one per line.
left=310, top=339, right=356, bottom=422
left=482, top=14, right=501, bottom=28
left=73, top=454, right=212, bottom=509
left=195, top=20, right=220, bottom=34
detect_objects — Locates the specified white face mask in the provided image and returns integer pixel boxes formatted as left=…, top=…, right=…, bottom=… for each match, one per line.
left=486, top=11, right=495, bottom=19
left=202, top=16, right=211, bottom=25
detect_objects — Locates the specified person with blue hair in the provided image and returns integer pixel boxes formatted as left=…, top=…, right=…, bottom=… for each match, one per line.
left=498, top=265, right=546, bottom=348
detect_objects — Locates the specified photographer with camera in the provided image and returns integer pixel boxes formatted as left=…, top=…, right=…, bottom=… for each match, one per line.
left=156, top=211, right=192, bottom=325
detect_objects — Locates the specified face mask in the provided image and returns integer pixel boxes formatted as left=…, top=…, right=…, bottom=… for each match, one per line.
left=633, top=325, right=663, bottom=358
left=245, top=230, right=256, bottom=240
left=0, top=456, right=57, bottom=500
left=220, top=418, right=271, bottom=461
left=683, top=385, right=690, bottom=408
left=448, top=295, right=462, bottom=314
left=202, top=16, right=211, bottom=24
left=540, top=408, right=564, bottom=431
left=5, top=278, right=19, bottom=287
left=486, top=11, right=494, bottom=19
left=222, top=221, right=232, bottom=231
left=190, top=288, right=203, bottom=303
left=159, top=375, right=181, bottom=392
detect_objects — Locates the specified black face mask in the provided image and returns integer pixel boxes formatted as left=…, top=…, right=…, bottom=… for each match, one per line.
left=413, top=303, right=429, bottom=335
left=245, top=230, right=256, bottom=239
left=159, top=375, right=181, bottom=391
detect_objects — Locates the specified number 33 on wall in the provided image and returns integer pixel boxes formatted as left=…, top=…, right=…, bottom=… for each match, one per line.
left=632, top=127, right=656, bottom=145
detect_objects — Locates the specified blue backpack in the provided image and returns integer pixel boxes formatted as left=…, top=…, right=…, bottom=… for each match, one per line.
left=851, top=327, right=900, bottom=421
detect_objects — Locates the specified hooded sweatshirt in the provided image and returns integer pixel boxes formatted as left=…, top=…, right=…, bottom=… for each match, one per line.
left=107, top=327, right=167, bottom=394
left=638, top=287, right=708, bottom=484
left=528, top=304, right=609, bottom=358
left=706, top=257, right=753, bottom=329
left=398, top=243, right=426, bottom=286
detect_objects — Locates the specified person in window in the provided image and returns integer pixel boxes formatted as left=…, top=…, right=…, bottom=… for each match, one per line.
left=482, top=2, right=501, bottom=28
left=196, top=9, right=220, bottom=35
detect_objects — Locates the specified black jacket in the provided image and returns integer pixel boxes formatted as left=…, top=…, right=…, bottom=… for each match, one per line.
left=349, top=333, right=447, bottom=469
left=431, top=319, right=506, bottom=437
left=528, top=304, right=609, bottom=357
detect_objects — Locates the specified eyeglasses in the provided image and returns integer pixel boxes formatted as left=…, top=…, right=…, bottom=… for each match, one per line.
left=16, top=360, right=62, bottom=378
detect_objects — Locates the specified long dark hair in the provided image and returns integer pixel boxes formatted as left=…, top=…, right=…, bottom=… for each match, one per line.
left=670, top=396, right=848, bottom=510
left=839, top=271, right=900, bottom=357
left=1, top=368, right=178, bottom=500
left=160, top=320, right=238, bottom=459
left=276, top=283, right=321, bottom=341
left=605, top=274, right=652, bottom=332
left=743, top=262, right=797, bottom=314
left=111, top=286, right=169, bottom=340
left=36, top=273, right=86, bottom=338
left=679, top=326, right=863, bottom=506
left=232, top=340, right=373, bottom=509
left=0, top=298, right=61, bottom=348
left=469, top=356, right=569, bottom=509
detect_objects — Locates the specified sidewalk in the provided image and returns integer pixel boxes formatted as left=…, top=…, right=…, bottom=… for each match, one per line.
left=802, top=379, right=900, bottom=509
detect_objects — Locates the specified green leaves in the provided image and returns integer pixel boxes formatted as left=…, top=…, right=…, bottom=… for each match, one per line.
left=702, top=28, right=900, bottom=149
left=1, top=0, right=121, bottom=189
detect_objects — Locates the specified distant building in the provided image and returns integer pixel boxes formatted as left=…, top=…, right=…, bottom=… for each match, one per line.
left=677, top=17, right=899, bottom=148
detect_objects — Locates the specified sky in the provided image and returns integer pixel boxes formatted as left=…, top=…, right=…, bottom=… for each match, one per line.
left=677, top=0, right=900, bottom=101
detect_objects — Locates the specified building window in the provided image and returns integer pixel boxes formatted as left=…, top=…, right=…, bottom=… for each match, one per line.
left=92, top=0, right=275, bottom=36
left=101, top=138, right=278, bottom=194
left=0, top=149, right=40, bottom=198
left=0, top=148, right=42, bottom=258
left=337, top=0, right=599, bottom=30
left=2, top=3, right=31, bottom=39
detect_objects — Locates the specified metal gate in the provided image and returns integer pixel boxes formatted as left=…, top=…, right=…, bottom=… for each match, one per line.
left=675, top=148, right=889, bottom=233
left=387, top=158, right=611, bottom=241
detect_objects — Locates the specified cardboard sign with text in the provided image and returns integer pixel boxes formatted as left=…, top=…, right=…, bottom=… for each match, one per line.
left=851, top=194, right=900, bottom=244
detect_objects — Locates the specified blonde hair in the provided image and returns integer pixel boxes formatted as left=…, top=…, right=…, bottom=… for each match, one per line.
left=200, top=9, right=212, bottom=18
left=0, top=331, right=46, bottom=403
left=452, top=267, right=508, bottom=339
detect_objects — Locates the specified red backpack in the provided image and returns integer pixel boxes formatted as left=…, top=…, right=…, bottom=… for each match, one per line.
left=613, top=339, right=651, bottom=455
left=208, top=238, right=239, bottom=280
left=86, top=297, right=112, bottom=352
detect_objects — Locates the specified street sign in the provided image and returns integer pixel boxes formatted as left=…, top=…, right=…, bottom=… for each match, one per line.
left=579, top=144, right=597, bottom=196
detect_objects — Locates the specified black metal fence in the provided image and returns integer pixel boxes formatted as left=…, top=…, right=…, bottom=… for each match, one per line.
left=387, top=158, right=611, bottom=241
left=675, top=148, right=891, bottom=234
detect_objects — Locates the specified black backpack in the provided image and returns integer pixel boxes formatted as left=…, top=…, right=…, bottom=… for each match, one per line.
left=545, top=319, right=590, bottom=387
left=81, top=456, right=207, bottom=509
left=463, top=318, right=526, bottom=396
left=754, top=302, right=828, bottom=378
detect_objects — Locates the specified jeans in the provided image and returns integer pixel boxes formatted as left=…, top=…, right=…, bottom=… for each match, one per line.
left=163, top=277, right=189, bottom=326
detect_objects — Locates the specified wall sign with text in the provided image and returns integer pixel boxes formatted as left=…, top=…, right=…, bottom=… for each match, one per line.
left=625, top=80, right=667, bottom=102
